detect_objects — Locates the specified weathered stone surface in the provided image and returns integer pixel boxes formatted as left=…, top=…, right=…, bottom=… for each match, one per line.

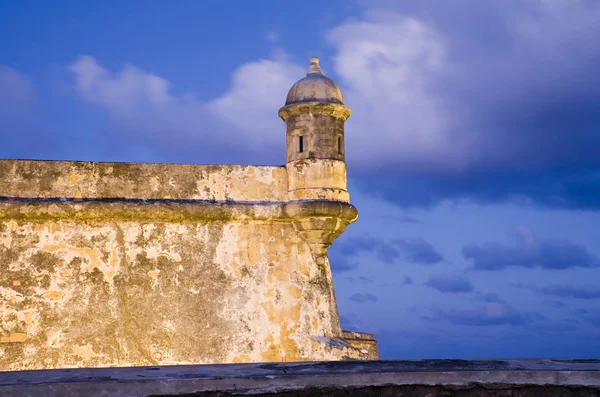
left=284, top=57, right=345, bottom=107
left=342, top=331, right=379, bottom=360
left=0, top=359, right=598, bottom=396
left=0, top=162, right=371, bottom=370
left=286, top=159, right=348, bottom=202
left=0, top=57, right=379, bottom=370
left=0, top=197, right=367, bottom=370
left=0, top=160, right=288, bottom=202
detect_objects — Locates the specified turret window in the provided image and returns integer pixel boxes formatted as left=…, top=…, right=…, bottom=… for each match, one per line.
left=338, top=135, right=343, bottom=155
left=299, top=136, right=304, bottom=153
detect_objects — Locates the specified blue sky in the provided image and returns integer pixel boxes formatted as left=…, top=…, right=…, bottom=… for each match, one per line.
left=2, top=0, right=600, bottom=359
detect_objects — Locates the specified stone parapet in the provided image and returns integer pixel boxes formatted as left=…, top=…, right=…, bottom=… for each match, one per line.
left=0, top=198, right=358, bottom=223
left=342, top=331, right=379, bottom=360
left=0, top=160, right=288, bottom=202
left=0, top=359, right=598, bottom=396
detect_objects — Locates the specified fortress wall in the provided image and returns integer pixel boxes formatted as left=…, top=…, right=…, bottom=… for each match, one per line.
left=0, top=160, right=288, bottom=202
left=0, top=203, right=369, bottom=370
left=0, top=159, right=369, bottom=370
left=0, top=213, right=362, bottom=370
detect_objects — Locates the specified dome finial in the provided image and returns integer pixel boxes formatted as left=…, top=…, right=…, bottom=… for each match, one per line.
left=307, top=56, right=323, bottom=75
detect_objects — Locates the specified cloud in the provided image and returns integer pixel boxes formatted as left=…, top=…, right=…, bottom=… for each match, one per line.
left=330, top=2, right=600, bottom=209
left=69, top=56, right=217, bottom=157
left=330, top=257, right=359, bottom=273
left=540, top=285, right=600, bottom=300
left=328, top=12, right=459, bottom=172
left=0, top=66, right=36, bottom=108
left=423, top=303, right=545, bottom=326
left=349, top=293, right=379, bottom=303
left=0, top=66, right=53, bottom=161
left=403, top=276, right=413, bottom=285
left=424, top=273, right=473, bottom=293
left=208, top=51, right=303, bottom=143
left=395, top=238, right=443, bottom=264
left=544, top=300, right=566, bottom=308
left=266, top=32, right=279, bottom=43
left=474, top=292, right=505, bottom=303
left=328, top=235, right=443, bottom=272
left=532, top=321, right=579, bottom=333
left=575, top=308, right=600, bottom=328
left=68, top=55, right=298, bottom=164
left=462, top=228, right=600, bottom=271
left=53, top=1, right=600, bottom=209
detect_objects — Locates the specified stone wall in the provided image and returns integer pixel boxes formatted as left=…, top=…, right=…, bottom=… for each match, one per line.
left=0, top=159, right=374, bottom=370
left=0, top=160, right=288, bottom=202
left=0, top=359, right=598, bottom=397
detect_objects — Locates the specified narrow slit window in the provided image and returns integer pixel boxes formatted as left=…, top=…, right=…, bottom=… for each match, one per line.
left=299, top=136, right=304, bottom=153
left=337, top=136, right=342, bottom=155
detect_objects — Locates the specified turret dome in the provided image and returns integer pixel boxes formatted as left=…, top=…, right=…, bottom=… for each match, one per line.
left=285, top=57, right=344, bottom=106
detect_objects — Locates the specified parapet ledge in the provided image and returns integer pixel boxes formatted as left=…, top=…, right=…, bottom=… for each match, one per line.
left=0, top=159, right=288, bottom=202
left=0, top=197, right=358, bottom=223
left=0, top=359, right=599, bottom=397
left=342, top=330, right=377, bottom=342
left=278, top=101, right=352, bottom=122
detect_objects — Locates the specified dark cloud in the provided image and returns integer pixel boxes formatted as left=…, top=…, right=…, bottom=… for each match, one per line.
left=346, top=1, right=600, bottom=210
left=462, top=230, right=600, bottom=271
left=544, top=300, right=566, bottom=308
left=423, top=304, right=545, bottom=327
left=474, top=292, right=504, bottom=303
left=424, top=273, right=473, bottom=293
left=355, top=165, right=600, bottom=211
left=329, top=235, right=443, bottom=272
left=575, top=308, right=600, bottom=328
left=403, top=276, right=413, bottom=285
left=541, top=285, right=600, bottom=300
left=4, top=0, right=600, bottom=212
left=358, top=276, right=374, bottom=284
left=330, top=256, right=360, bottom=273
left=395, top=238, right=443, bottom=265
left=532, top=321, right=580, bottom=333
left=349, top=293, right=379, bottom=303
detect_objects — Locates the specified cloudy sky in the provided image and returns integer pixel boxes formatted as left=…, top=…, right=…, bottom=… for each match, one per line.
left=2, top=0, right=600, bottom=359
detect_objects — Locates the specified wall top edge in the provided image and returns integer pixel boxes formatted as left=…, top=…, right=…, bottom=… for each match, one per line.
left=0, top=198, right=358, bottom=223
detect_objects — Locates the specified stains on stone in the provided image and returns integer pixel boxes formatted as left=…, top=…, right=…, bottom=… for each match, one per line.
left=0, top=249, right=18, bottom=270
left=0, top=160, right=288, bottom=202
left=0, top=155, right=370, bottom=369
left=29, top=252, right=61, bottom=274
left=285, top=113, right=346, bottom=163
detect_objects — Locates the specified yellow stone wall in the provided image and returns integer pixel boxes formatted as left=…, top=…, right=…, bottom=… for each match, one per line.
left=0, top=160, right=288, bottom=202
left=0, top=159, right=373, bottom=370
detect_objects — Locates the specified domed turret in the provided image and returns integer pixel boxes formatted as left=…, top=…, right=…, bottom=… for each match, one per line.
left=279, top=57, right=351, bottom=203
left=285, top=57, right=344, bottom=106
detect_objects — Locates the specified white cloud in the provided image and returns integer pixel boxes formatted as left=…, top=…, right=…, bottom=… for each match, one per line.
left=69, top=56, right=207, bottom=141
left=66, top=0, right=600, bottom=172
left=266, top=32, right=279, bottom=43
left=327, top=12, right=468, bottom=172
left=208, top=52, right=303, bottom=146
left=0, top=66, right=38, bottom=138
left=0, top=66, right=36, bottom=108
left=69, top=54, right=301, bottom=157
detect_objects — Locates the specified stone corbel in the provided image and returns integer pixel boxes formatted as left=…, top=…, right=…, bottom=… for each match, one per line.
left=285, top=201, right=358, bottom=265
